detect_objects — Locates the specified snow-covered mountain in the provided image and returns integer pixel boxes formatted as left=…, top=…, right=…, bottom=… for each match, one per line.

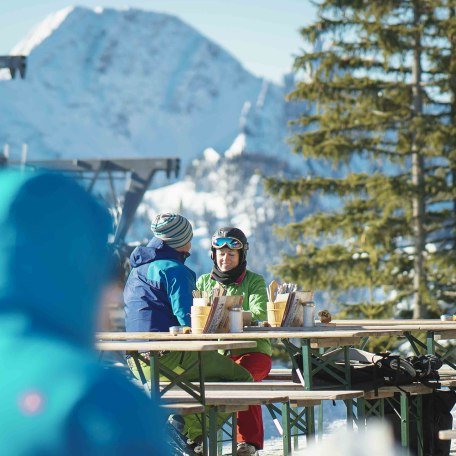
left=0, top=6, right=316, bottom=279
left=1, top=6, right=299, bottom=168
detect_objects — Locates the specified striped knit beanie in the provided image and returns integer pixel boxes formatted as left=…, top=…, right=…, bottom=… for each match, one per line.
left=150, top=213, right=193, bottom=249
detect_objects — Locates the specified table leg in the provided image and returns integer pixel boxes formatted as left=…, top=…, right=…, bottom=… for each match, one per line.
left=356, top=398, right=366, bottom=431
left=416, top=395, right=424, bottom=456
left=343, top=346, right=351, bottom=388
left=208, top=407, right=218, bottom=456
left=231, top=412, right=238, bottom=456
left=293, top=406, right=300, bottom=451
left=345, top=399, right=353, bottom=430
left=150, top=351, right=160, bottom=398
left=301, top=340, right=313, bottom=390
left=198, top=352, right=206, bottom=406
left=318, top=403, right=323, bottom=439
left=400, top=393, right=410, bottom=455
left=197, top=352, right=208, bottom=456
left=281, top=402, right=291, bottom=456
left=426, top=331, right=435, bottom=355
left=305, top=406, right=315, bottom=439
left=217, top=427, right=223, bottom=456
left=132, top=354, right=151, bottom=398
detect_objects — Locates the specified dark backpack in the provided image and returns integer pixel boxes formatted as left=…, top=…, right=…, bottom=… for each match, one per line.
left=291, top=352, right=441, bottom=390
left=407, top=354, right=443, bottom=384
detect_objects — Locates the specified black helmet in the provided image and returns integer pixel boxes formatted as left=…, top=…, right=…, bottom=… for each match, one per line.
left=211, top=227, right=249, bottom=264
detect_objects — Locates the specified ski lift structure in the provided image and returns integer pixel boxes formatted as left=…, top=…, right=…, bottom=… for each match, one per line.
left=0, top=154, right=181, bottom=279
left=0, top=56, right=27, bottom=79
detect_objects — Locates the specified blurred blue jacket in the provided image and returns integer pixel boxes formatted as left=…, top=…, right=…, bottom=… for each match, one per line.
left=0, top=170, right=168, bottom=455
left=124, top=237, right=196, bottom=332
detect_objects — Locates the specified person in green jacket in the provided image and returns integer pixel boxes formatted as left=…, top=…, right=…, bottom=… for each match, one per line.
left=197, top=227, right=272, bottom=456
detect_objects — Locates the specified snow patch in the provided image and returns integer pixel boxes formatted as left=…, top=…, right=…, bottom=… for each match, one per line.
left=225, top=133, right=246, bottom=158
left=203, top=148, right=220, bottom=164
left=11, top=7, right=74, bottom=55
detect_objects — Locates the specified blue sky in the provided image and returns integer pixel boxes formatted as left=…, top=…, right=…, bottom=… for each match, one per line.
left=0, top=0, right=316, bottom=83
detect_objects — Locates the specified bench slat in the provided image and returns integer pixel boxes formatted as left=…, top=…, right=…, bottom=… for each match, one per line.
left=160, top=403, right=205, bottom=415
left=364, top=384, right=434, bottom=400
left=160, top=401, right=248, bottom=414
left=310, top=337, right=362, bottom=348
left=162, top=386, right=364, bottom=401
left=162, top=396, right=289, bottom=406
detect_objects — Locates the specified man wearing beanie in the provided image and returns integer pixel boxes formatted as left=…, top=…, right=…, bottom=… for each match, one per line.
left=125, top=213, right=195, bottom=332
left=124, top=213, right=253, bottom=455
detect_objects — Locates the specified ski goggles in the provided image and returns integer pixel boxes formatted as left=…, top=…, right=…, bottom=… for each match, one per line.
left=211, top=237, right=244, bottom=250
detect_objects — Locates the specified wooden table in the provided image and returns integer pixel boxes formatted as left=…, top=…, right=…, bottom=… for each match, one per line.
left=96, top=340, right=256, bottom=352
left=97, top=339, right=256, bottom=456
left=332, top=320, right=456, bottom=369
left=97, top=328, right=404, bottom=437
left=333, top=319, right=456, bottom=326
left=98, top=327, right=404, bottom=341
left=98, top=328, right=404, bottom=391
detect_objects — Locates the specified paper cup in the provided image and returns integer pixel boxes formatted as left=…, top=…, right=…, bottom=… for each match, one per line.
left=267, top=301, right=286, bottom=327
left=191, top=305, right=211, bottom=334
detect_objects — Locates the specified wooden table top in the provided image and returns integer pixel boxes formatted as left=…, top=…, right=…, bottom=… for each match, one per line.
left=332, top=319, right=456, bottom=332
left=96, top=340, right=257, bottom=352
left=97, top=327, right=404, bottom=341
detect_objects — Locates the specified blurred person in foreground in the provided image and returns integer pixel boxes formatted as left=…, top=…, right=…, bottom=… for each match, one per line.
left=0, top=170, right=167, bottom=455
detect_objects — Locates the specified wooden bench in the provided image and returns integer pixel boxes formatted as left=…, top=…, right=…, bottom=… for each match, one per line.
left=161, top=389, right=290, bottom=405
left=160, top=401, right=250, bottom=455
left=266, top=368, right=292, bottom=381
left=162, top=390, right=290, bottom=455
left=162, top=382, right=364, bottom=454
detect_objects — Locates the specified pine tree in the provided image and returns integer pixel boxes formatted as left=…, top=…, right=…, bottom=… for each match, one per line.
left=265, top=0, right=456, bottom=318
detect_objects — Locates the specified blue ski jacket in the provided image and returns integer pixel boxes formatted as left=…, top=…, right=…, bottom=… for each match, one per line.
left=124, top=237, right=196, bottom=332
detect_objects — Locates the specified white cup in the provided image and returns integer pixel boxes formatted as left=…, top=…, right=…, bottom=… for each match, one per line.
left=193, top=298, right=209, bottom=307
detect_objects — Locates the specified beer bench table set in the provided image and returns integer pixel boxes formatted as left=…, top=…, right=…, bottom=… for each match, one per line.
left=99, top=327, right=431, bottom=455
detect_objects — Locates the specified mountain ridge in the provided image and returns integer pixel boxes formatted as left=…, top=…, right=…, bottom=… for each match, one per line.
left=1, top=6, right=293, bottom=168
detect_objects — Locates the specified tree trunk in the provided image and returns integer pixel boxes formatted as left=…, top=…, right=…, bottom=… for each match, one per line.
left=411, top=1, right=426, bottom=319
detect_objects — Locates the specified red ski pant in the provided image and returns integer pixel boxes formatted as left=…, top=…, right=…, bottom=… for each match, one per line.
left=230, top=352, right=272, bottom=450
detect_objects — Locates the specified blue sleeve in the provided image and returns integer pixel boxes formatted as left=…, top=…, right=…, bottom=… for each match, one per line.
left=164, top=267, right=195, bottom=326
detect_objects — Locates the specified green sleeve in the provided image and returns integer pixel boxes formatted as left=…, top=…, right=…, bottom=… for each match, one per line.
left=247, top=274, right=268, bottom=321
left=196, top=274, right=210, bottom=292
